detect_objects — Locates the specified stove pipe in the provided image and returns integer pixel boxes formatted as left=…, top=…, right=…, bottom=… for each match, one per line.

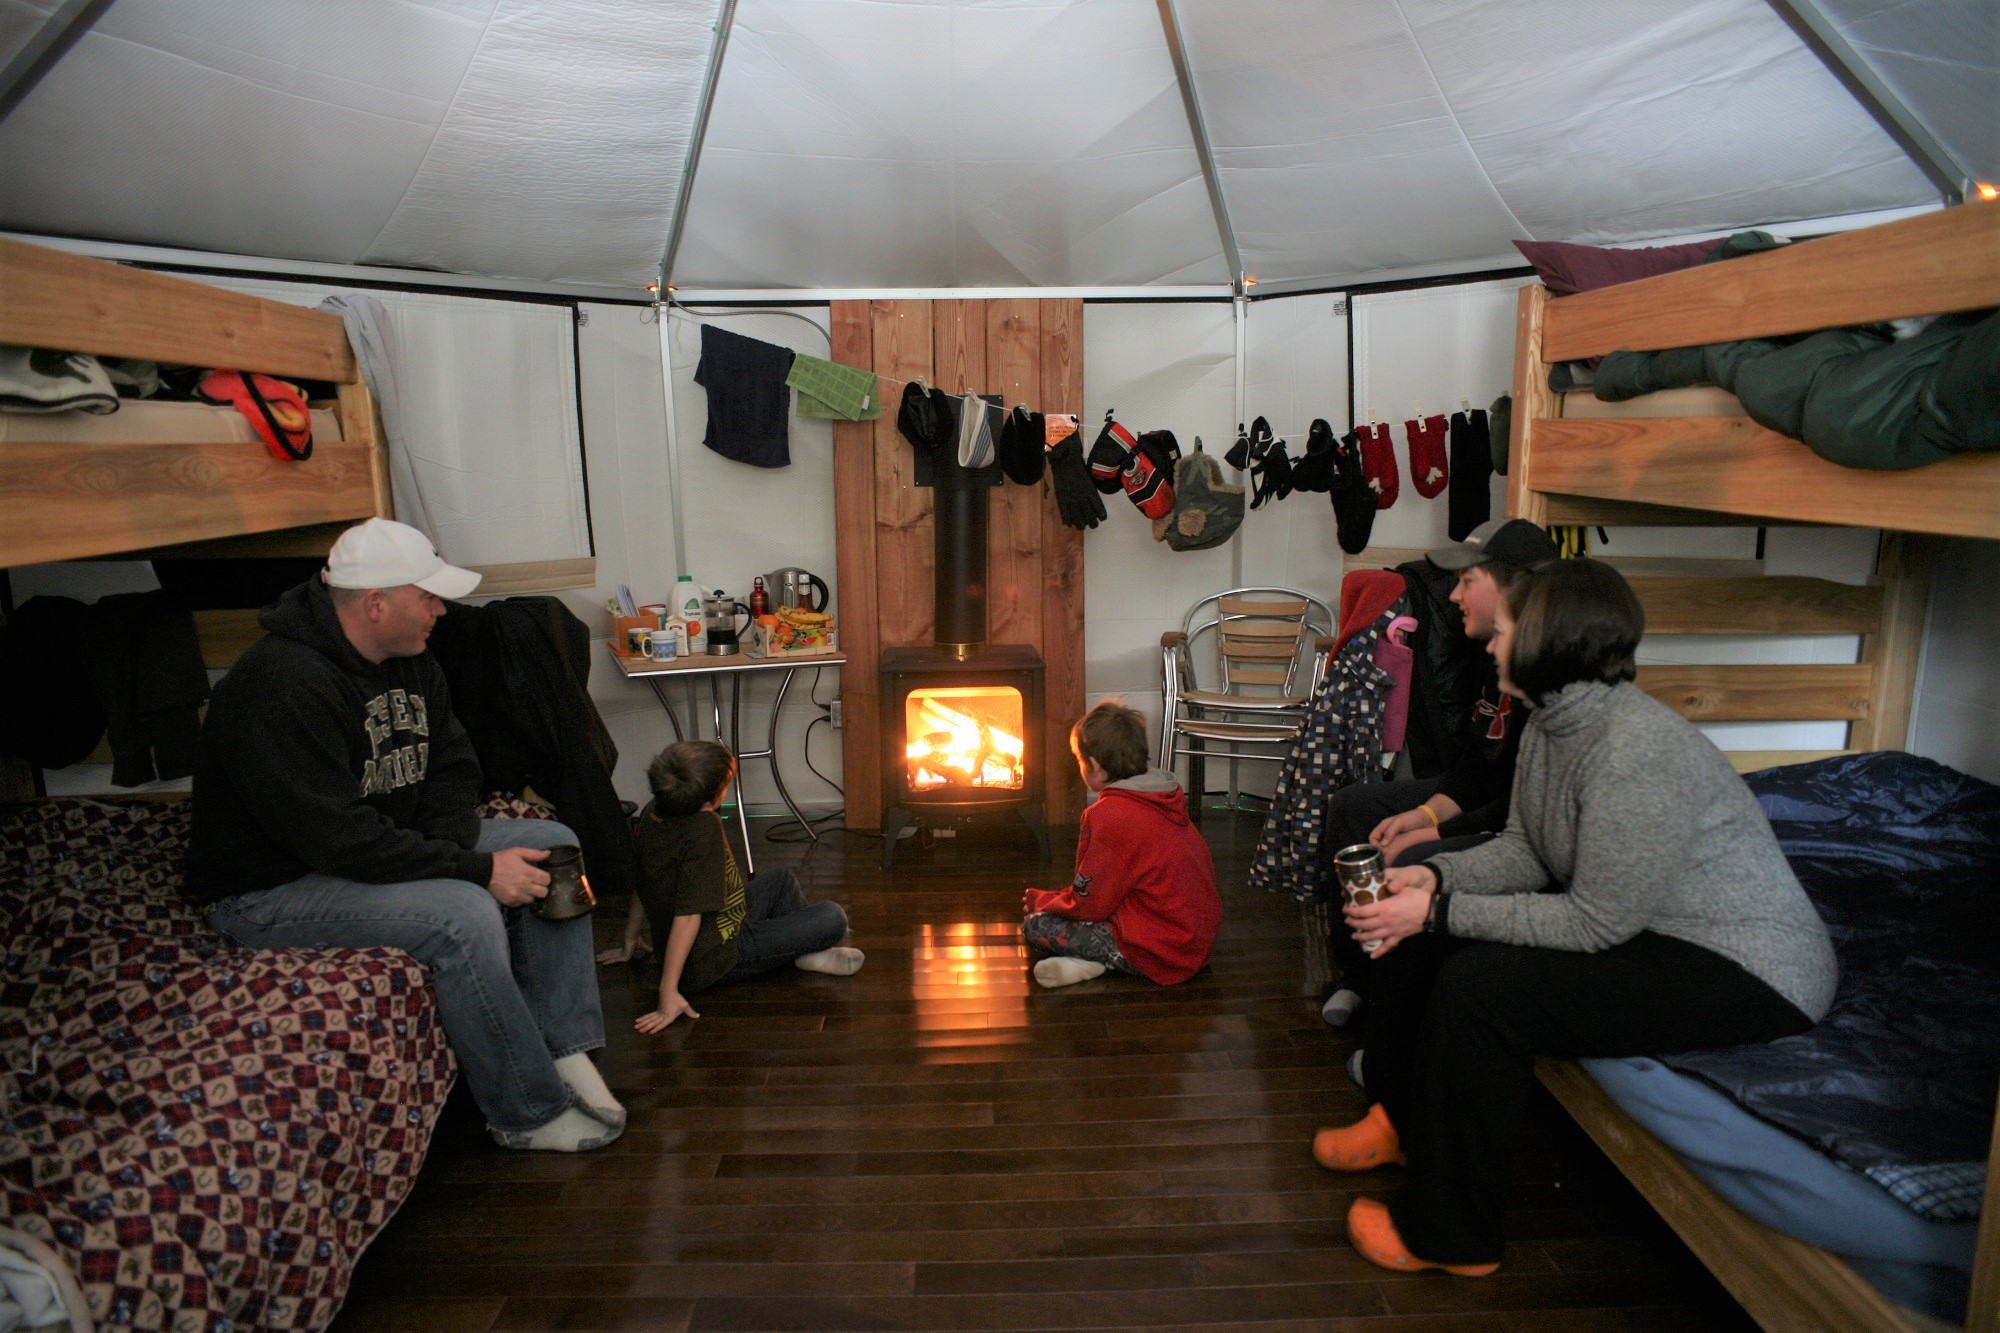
left=930, top=416, right=996, bottom=658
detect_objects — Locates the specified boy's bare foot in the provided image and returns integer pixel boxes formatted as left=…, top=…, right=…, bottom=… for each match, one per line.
left=1033, top=956, right=1107, bottom=988
left=795, top=946, right=865, bottom=976
left=596, top=940, right=653, bottom=965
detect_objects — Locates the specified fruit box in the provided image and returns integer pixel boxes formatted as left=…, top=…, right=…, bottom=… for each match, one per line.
left=747, top=618, right=839, bottom=659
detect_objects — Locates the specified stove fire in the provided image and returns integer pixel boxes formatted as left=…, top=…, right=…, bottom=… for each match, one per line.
left=905, top=686, right=1027, bottom=792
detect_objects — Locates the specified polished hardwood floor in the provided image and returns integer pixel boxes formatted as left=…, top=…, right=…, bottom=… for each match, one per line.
left=333, top=809, right=1757, bottom=1331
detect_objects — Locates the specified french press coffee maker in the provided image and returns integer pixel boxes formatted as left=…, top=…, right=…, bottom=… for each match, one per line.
left=702, top=589, right=751, bottom=656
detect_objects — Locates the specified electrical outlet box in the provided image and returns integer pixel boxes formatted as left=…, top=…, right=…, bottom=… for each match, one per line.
left=829, top=697, right=843, bottom=729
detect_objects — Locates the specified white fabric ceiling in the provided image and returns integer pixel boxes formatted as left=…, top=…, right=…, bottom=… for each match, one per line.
left=0, top=0, right=1989, bottom=296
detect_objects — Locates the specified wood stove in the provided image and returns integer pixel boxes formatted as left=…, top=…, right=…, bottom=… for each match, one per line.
left=879, top=412, right=1051, bottom=868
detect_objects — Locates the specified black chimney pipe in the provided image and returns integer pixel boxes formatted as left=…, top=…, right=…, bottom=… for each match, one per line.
left=926, top=396, right=1002, bottom=657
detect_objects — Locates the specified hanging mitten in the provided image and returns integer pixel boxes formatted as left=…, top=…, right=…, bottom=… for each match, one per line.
left=1088, top=411, right=1137, bottom=493
left=1405, top=413, right=1449, bottom=498
left=1249, top=436, right=1293, bottom=509
left=1447, top=408, right=1493, bottom=540
left=1488, top=394, right=1512, bottom=476
left=1122, top=429, right=1180, bottom=520
left=1048, top=434, right=1106, bottom=530
left=1225, top=419, right=1256, bottom=471
left=999, top=406, right=1046, bottom=485
left=1358, top=421, right=1398, bottom=510
left=1331, top=429, right=1377, bottom=555
left=1290, top=419, right=1336, bottom=492
left=897, top=379, right=945, bottom=454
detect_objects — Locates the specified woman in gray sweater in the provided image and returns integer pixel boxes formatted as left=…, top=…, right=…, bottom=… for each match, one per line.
left=1320, top=558, right=1837, bottom=1277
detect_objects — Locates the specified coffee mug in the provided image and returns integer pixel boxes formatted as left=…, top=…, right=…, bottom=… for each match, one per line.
left=530, top=845, right=596, bottom=921
left=626, top=626, right=652, bottom=656
left=1333, top=843, right=1387, bottom=954
left=648, top=631, right=678, bottom=662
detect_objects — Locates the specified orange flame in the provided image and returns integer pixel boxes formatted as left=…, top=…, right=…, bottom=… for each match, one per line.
left=904, top=688, right=1026, bottom=791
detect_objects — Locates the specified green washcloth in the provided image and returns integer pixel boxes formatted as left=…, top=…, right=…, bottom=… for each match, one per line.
left=786, top=354, right=881, bottom=420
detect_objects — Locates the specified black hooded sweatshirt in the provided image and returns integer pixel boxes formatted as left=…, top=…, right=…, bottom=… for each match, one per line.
left=183, top=578, right=489, bottom=904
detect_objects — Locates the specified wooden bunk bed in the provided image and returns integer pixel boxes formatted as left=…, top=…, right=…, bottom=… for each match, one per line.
left=0, top=234, right=390, bottom=569
left=1506, top=200, right=2000, bottom=1333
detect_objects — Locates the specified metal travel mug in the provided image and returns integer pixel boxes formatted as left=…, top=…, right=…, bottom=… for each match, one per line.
left=1333, top=843, right=1387, bottom=954
left=530, top=845, right=596, bottom=921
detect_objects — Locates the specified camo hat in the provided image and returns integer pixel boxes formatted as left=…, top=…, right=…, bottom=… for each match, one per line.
left=1152, top=445, right=1245, bottom=551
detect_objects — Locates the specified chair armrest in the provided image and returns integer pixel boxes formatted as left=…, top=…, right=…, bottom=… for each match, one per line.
left=1312, top=635, right=1335, bottom=655
left=1161, top=630, right=1187, bottom=649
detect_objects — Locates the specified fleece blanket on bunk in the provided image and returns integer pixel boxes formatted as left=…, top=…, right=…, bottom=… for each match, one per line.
left=1, top=800, right=455, bottom=1331
left=1660, top=753, right=2000, bottom=1222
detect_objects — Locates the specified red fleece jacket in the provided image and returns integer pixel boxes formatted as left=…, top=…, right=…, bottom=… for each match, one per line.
left=1026, top=772, right=1221, bottom=984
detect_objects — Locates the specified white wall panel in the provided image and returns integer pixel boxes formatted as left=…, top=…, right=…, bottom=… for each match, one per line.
left=1910, top=538, right=2000, bottom=785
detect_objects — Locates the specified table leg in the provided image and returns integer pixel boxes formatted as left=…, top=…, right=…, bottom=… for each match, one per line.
left=646, top=678, right=685, bottom=741
left=723, top=673, right=754, bottom=875
left=762, top=667, right=816, bottom=843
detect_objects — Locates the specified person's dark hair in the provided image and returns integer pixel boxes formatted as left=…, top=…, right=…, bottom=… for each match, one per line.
left=1475, top=556, right=1539, bottom=595
left=648, top=739, right=737, bottom=816
left=1071, top=701, right=1149, bottom=782
left=1504, top=558, right=1644, bottom=704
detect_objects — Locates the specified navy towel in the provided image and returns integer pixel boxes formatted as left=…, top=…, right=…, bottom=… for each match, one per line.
left=694, top=324, right=796, bottom=469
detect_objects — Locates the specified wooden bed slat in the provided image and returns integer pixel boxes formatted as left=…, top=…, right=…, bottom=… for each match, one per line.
left=1527, top=417, right=2000, bottom=541
left=1541, top=202, right=2000, bottom=362
left=1634, top=663, right=1872, bottom=722
left=0, top=438, right=379, bottom=566
left=0, top=237, right=357, bottom=383
left=1628, top=575, right=1883, bottom=635
left=1536, top=1059, right=1926, bottom=1332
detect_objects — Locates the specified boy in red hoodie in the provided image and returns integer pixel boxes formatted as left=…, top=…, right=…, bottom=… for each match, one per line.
left=1021, top=702, right=1222, bottom=988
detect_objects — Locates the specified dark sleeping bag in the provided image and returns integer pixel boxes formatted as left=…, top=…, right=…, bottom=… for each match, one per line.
left=1659, top=752, right=2000, bottom=1221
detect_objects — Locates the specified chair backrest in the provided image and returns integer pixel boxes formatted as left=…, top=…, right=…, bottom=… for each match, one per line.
left=1183, top=587, right=1334, bottom=697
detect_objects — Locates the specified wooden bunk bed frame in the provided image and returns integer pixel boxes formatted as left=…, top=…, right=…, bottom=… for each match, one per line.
left=1507, top=200, right=2000, bottom=1332
left=0, top=235, right=391, bottom=569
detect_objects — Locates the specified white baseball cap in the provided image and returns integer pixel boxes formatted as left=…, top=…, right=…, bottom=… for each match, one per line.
left=325, top=518, right=481, bottom=599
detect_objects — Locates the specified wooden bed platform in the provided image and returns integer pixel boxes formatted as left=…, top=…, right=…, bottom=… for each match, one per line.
left=0, top=235, right=390, bottom=568
left=1507, top=200, right=2000, bottom=1332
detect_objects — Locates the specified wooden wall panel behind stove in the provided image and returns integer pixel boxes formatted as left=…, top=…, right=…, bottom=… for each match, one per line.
left=832, top=297, right=1086, bottom=831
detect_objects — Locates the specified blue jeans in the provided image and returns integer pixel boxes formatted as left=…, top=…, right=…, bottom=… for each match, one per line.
left=717, top=867, right=849, bottom=985
left=207, top=819, right=604, bottom=1134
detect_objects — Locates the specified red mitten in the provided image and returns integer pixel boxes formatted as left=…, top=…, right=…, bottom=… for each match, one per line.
left=1358, top=421, right=1398, bottom=510
left=1121, top=429, right=1179, bottom=520
left=1406, top=414, right=1449, bottom=498
left=196, top=369, right=314, bottom=461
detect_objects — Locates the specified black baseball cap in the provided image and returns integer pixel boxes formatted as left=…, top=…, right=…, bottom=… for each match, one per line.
left=1426, top=518, right=1559, bottom=571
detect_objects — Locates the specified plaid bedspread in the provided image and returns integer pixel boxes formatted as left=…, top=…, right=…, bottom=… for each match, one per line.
left=1, top=801, right=455, bottom=1331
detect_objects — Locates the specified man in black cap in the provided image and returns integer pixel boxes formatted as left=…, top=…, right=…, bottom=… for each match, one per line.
left=1322, top=518, right=1558, bottom=1035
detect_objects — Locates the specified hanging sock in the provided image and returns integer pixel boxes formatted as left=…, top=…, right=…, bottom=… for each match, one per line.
left=1290, top=419, right=1337, bottom=492
left=1331, top=429, right=1377, bottom=555
left=1447, top=408, right=1493, bottom=540
left=1405, top=414, right=1449, bottom=499
left=1358, top=422, right=1398, bottom=510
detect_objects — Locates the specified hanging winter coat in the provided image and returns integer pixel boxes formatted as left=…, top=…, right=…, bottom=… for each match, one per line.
left=1392, top=559, right=1489, bottom=778
left=1248, top=601, right=1400, bottom=903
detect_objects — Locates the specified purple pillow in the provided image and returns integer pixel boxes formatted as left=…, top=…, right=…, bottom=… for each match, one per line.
left=1513, top=238, right=1723, bottom=296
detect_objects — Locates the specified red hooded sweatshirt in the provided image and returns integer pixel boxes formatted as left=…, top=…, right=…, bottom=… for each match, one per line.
left=1026, top=769, right=1221, bottom=984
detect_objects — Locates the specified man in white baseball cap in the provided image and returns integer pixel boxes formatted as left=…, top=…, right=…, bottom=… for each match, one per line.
left=186, top=517, right=624, bottom=1153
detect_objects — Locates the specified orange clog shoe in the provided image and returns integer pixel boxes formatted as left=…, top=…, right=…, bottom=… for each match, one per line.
left=1311, top=1102, right=1405, bottom=1171
left=1345, top=1197, right=1499, bottom=1276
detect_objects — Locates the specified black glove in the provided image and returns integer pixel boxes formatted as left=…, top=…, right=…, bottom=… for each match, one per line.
left=1048, top=436, right=1106, bottom=530
left=1250, top=437, right=1293, bottom=509
left=1225, top=422, right=1252, bottom=471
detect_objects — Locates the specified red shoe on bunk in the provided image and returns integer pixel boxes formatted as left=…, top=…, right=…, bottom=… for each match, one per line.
left=1346, top=1197, right=1500, bottom=1277
left=1311, top=1102, right=1405, bottom=1171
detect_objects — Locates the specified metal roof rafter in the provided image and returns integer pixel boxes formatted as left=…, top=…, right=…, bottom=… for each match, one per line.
left=1763, top=0, right=1969, bottom=203
left=0, top=0, right=115, bottom=125
left=1156, top=0, right=1245, bottom=298
left=657, top=0, right=741, bottom=293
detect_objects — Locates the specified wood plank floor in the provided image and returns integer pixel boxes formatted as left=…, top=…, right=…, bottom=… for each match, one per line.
left=333, top=810, right=1758, bottom=1331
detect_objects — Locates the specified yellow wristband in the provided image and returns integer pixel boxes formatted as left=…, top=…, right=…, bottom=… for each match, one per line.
left=1417, top=804, right=1440, bottom=828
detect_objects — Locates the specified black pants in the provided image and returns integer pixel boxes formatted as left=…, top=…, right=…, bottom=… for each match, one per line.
left=1365, top=930, right=1814, bottom=1265
left=1325, top=778, right=1492, bottom=996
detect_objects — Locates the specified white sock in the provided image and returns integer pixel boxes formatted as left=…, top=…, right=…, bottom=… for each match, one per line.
left=795, top=946, right=865, bottom=976
left=1321, top=988, right=1363, bottom=1028
left=491, top=1105, right=622, bottom=1153
left=554, top=1052, right=625, bottom=1130
left=1034, top=956, right=1107, bottom=989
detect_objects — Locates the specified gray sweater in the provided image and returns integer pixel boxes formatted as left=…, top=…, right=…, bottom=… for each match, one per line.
left=1431, top=680, right=1837, bottom=1021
